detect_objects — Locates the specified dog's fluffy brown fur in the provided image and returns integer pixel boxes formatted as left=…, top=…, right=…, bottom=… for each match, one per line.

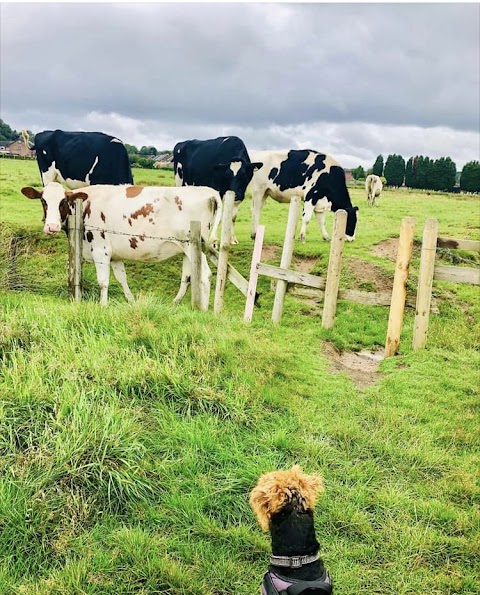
left=250, top=465, right=324, bottom=531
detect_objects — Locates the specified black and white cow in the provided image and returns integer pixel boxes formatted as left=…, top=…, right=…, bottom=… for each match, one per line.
left=174, top=136, right=262, bottom=244
left=34, top=129, right=134, bottom=189
left=249, top=150, right=359, bottom=242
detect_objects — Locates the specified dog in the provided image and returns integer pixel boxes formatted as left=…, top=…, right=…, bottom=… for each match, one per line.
left=250, top=465, right=332, bottom=594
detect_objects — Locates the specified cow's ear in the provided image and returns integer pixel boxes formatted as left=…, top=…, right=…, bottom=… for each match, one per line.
left=21, top=187, right=43, bottom=199
left=65, top=191, right=88, bottom=203
left=251, top=162, right=263, bottom=172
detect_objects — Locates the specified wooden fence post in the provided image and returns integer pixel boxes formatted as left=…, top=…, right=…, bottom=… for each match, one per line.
left=413, top=218, right=438, bottom=350
left=214, top=191, right=235, bottom=315
left=244, top=224, right=265, bottom=323
left=272, top=197, right=301, bottom=323
left=321, top=209, right=347, bottom=329
left=384, top=217, right=416, bottom=357
left=68, top=198, right=83, bottom=302
left=190, top=220, right=203, bottom=310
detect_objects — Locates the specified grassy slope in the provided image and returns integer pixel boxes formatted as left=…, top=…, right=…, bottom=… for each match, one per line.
left=0, top=159, right=479, bottom=594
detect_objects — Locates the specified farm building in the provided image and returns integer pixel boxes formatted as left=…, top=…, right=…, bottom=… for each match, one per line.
left=154, top=152, right=174, bottom=168
left=0, top=138, right=35, bottom=158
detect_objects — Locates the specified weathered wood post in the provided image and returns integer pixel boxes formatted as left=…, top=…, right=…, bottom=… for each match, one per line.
left=244, top=224, right=265, bottom=323
left=322, top=209, right=347, bottom=329
left=68, top=198, right=83, bottom=302
left=214, top=191, right=235, bottom=315
left=190, top=220, right=203, bottom=310
left=413, top=218, right=438, bottom=350
left=384, top=217, right=416, bottom=357
left=272, top=197, right=301, bottom=323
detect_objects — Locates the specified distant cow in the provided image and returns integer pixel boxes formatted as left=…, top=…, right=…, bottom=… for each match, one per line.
left=21, top=182, right=222, bottom=310
left=365, top=174, right=383, bottom=207
left=249, top=150, right=359, bottom=242
left=174, top=136, right=262, bottom=244
left=34, top=130, right=134, bottom=189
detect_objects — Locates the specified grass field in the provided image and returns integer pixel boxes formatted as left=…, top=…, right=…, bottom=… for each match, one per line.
left=0, top=158, right=479, bottom=594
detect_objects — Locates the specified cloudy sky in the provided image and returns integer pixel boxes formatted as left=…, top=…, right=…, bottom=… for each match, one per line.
left=1, top=2, right=479, bottom=169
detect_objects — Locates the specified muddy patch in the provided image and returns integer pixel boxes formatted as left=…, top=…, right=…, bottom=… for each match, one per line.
left=346, top=257, right=393, bottom=292
left=292, top=255, right=318, bottom=273
left=261, top=245, right=280, bottom=262
left=371, top=238, right=399, bottom=261
left=323, top=342, right=383, bottom=388
left=371, top=237, right=421, bottom=261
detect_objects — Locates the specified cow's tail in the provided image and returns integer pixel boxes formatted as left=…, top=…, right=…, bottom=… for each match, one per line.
left=208, top=192, right=223, bottom=246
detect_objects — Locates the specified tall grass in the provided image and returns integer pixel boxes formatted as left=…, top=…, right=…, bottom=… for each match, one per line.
left=0, top=159, right=479, bottom=594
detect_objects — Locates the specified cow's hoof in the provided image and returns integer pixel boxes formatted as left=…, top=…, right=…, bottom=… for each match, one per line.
left=230, top=239, right=239, bottom=245
left=298, top=235, right=305, bottom=243
left=323, top=237, right=331, bottom=242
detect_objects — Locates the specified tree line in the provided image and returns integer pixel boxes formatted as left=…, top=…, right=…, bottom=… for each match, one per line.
left=2, top=119, right=478, bottom=191
left=353, top=153, right=480, bottom=193
left=124, top=144, right=172, bottom=168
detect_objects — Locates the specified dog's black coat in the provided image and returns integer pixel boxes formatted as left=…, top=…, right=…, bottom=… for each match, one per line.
left=265, top=508, right=332, bottom=593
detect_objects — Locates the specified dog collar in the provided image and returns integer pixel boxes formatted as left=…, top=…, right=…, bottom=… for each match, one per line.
left=262, top=569, right=332, bottom=595
left=270, top=552, right=320, bottom=568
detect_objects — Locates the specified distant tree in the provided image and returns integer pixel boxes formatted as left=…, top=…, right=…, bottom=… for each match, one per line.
left=137, top=157, right=155, bottom=169
left=140, top=146, right=157, bottom=156
left=415, top=156, right=433, bottom=189
left=352, top=165, right=365, bottom=180
left=431, top=157, right=456, bottom=192
left=125, top=144, right=139, bottom=155
left=384, top=154, right=405, bottom=187
left=405, top=157, right=416, bottom=188
left=0, top=119, right=19, bottom=142
left=372, top=155, right=384, bottom=176
left=460, top=161, right=480, bottom=193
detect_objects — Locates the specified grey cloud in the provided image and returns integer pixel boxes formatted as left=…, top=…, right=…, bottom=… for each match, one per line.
left=1, top=3, right=479, bottom=169
left=1, top=3, right=478, bottom=131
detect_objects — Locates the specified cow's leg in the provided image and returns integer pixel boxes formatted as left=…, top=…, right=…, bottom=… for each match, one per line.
left=299, top=199, right=315, bottom=242
left=111, top=261, right=135, bottom=303
left=230, top=201, right=241, bottom=245
left=250, top=187, right=267, bottom=240
left=173, top=254, right=191, bottom=305
left=92, top=255, right=111, bottom=306
left=315, top=210, right=330, bottom=241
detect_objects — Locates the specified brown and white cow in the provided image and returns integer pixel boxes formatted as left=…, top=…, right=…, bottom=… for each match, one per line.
left=365, top=174, right=383, bottom=207
left=21, top=182, right=222, bottom=309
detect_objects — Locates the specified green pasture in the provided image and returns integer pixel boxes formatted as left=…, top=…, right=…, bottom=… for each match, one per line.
left=0, top=158, right=479, bottom=594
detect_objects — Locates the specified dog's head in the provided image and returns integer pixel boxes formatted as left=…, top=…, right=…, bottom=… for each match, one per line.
left=249, top=465, right=324, bottom=531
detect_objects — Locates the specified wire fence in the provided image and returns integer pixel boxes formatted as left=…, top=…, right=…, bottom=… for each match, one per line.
left=0, top=227, right=46, bottom=292
left=0, top=222, right=209, bottom=295
left=1, top=219, right=478, bottom=300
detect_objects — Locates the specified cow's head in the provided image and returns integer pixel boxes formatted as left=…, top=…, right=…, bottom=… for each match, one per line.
left=214, top=160, right=263, bottom=201
left=21, top=182, right=88, bottom=235
left=345, top=206, right=359, bottom=241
